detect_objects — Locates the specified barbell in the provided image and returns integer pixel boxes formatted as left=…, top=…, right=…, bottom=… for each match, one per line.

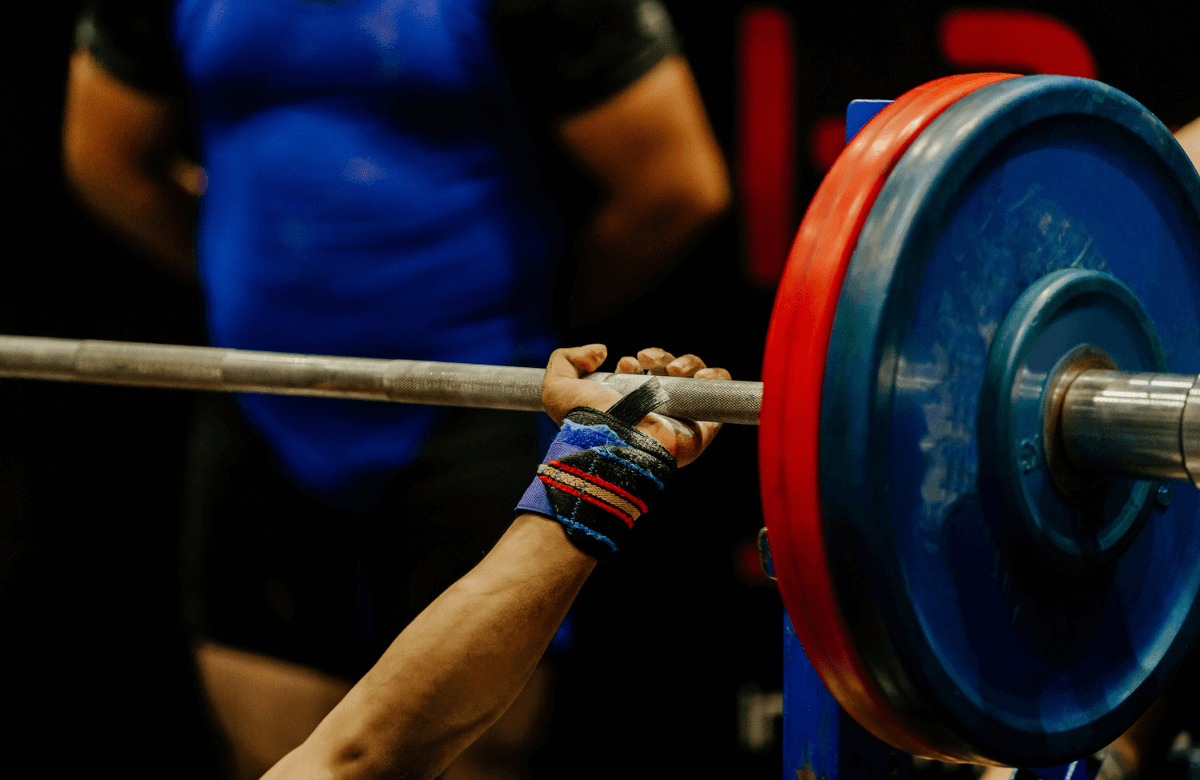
left=4, top=330, right=1200, bottom=486
left=6, top=73, right=1200, bottom=767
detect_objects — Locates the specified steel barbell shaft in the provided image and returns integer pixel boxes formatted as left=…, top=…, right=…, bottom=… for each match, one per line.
left=0, top=335, right=764, bottom=425
left=15, top=336, right=1200, bottom=463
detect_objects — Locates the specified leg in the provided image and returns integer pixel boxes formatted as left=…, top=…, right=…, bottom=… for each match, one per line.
left=195, top=641, right=354, bottom=780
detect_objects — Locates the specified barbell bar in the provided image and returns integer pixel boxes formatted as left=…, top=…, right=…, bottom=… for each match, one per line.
left=0, top=335, right=764, bottom=425
left=4, top=333, right=1200, bottom=491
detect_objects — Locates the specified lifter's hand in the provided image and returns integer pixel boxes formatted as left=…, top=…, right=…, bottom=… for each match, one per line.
left=542, top=344, right=730, bottom=467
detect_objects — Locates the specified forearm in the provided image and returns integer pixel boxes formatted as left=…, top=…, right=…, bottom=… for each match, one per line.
left=558, top=55, right=731, bottom=324
left=269, top=513, right=596, bottom=780
left=64, top=153, right=198, bottom=277
left=572, top=182, right=727, bottom=320
left=63, top=49, right=198, bottom=278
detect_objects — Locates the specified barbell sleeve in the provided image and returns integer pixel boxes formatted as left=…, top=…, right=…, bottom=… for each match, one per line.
left=0, top=335, right=764, bottom=425
left=1061, top=369, right=1200, bottom=487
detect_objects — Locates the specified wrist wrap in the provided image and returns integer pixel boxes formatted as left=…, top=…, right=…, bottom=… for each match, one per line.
left=516, top=378, right=676, bottom=559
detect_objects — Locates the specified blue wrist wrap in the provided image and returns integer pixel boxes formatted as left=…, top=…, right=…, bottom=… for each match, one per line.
left=515, top=379, right=676, bottom=559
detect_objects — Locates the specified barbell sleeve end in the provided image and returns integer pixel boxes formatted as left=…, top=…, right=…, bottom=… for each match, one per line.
left=1060, top=369, right=1200, bottom=486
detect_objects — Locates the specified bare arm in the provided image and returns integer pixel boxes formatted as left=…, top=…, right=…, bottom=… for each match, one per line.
left=264, top=345, right=728, bottom=780
left=62, top=49, right=199, bottom=278
left=1178, top=118, right=1200, bottom=176
left=263, top=511, right=595, bottom=780
left=558, top=56, right=731, bottom=324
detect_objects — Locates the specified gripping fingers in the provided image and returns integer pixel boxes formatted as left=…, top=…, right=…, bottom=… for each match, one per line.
left=666, top=354, right=707, bottom=377
left=613, top=349, right=732, bottom=467
left=662, top=361, right=730, bottom=465
left=610, top=347, right=731, bottom=465
left=694, top=366, right=732, bottom=382
left=685, top=366, right=731, bottom=459
left=636, top=347, right=677, bottom=375
left=615, top=355, right=642, bottom=374
left=622, top=348, right=707, bottom=378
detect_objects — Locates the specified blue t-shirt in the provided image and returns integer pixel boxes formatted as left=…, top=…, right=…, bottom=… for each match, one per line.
left=81, top=0, right=680, bottom=507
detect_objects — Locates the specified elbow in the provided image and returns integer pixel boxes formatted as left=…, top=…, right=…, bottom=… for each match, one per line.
left=283, top=702, right=491, bottom=780
left=660, top=160, right=733, bottom=244
left=687, top=159, right=733, bottom=229
left=596, top=164, right=731, bottom=268
left=273, top=738, right=413, bottom=780
left=289, top=736, right=471, bottom=780
left=60, top=126, right=159, bottom=226
left=662, top=138, right=734, bottom=239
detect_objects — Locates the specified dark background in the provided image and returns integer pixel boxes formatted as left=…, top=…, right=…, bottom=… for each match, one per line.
left=2, top=2, right=1199, bottom=777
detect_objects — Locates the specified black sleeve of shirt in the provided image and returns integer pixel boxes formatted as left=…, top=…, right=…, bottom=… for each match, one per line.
left=79, top=0, right=679, bottom=115
left=75, top=0, right=186, bottom=98
left=496, top=0, right=682, bottom=120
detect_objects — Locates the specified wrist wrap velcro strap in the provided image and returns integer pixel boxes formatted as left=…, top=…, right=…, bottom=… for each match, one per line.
left=516, top=378, right=676, bottom=559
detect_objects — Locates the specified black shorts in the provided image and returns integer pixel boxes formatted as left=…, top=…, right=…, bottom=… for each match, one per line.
left=181, top=394, right=544, bottom=680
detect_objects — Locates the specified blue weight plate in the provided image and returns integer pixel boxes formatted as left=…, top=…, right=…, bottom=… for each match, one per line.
left=820, top=75, right=1200, bottom=766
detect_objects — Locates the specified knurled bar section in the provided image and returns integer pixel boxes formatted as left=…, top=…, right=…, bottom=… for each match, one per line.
left=0, top=336, right=762, bottom=425
left=593, top=372, right=761, bottom=425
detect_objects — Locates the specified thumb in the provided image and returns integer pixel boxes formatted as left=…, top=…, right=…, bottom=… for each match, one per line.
left=542, top=344, right=620, bottom=424
left=545, top=344, right=608, bottom=381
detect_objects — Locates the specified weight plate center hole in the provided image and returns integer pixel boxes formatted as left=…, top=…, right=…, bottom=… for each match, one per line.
left=1042, top=344, right=1120, bottom=503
